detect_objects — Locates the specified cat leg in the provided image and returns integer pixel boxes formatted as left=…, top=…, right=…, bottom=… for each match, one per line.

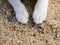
left=33, top=0, right=49, bottom=24
left=8, top=0, right=29, bottom=24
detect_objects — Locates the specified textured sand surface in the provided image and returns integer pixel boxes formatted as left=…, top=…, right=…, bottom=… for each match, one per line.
left=0, top=0, right=60, bottom=45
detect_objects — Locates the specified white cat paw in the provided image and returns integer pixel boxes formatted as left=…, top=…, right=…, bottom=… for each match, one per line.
left=16, top=6, right=29, bottom=24
left=33, top=10, right=47, bottom=24
left=8, top=0, right=29, bottom=24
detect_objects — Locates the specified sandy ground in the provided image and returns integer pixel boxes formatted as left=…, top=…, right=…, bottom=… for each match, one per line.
left=0, top=0, right=60, bottom=45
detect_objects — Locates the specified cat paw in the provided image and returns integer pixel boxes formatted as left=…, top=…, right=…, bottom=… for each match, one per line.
left=16, top=6, right=29, bottom=24
left=33, top=10, right=47, bottom=24
left=8, top=0, right=29, bottom=24
left=16, top=11, right=29, bottom=24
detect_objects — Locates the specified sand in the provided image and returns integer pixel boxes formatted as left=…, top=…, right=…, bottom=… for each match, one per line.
left=0, top=0, right=60, bottom=45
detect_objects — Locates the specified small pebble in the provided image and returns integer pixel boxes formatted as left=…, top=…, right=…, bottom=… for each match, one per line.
left=37, top=26, right=44, bottom=33
left=7, top=16, right=13, bottom=22
left=21, top=29, right=26, bottom=33
left=45, top=36, right=49, bottom=43
left=30, top=22, right=36, bottom=27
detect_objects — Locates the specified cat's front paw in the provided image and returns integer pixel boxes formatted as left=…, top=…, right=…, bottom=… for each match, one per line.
left=16, top=8, right=29, bottom=24
left=33, top=10, right=47, bottom=24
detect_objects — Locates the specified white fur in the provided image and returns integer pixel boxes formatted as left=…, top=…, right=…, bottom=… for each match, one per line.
left=33, top=0, right=49, bottom=24
left=8, top=0, right=49, bottom=24
left=8, top=0, right=29, bottom=24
